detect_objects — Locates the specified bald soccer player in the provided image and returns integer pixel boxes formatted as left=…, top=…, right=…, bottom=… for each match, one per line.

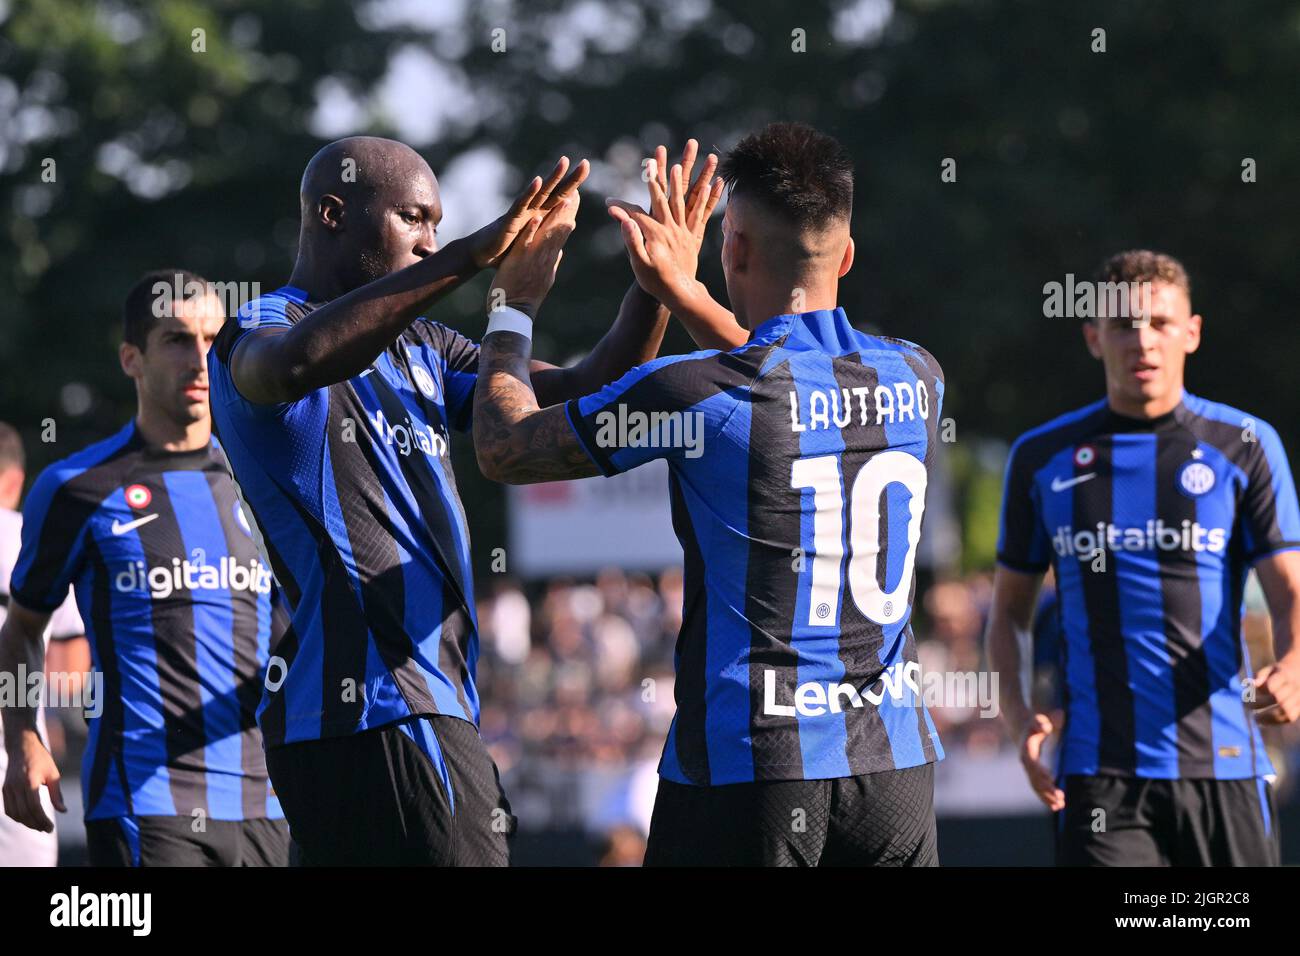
left=208, top=137, right=675, bottom=865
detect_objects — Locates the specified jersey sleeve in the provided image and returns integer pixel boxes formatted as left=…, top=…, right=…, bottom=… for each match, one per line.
left=9, top=466, right=91, bottom=614
left=564, top=351, right=741, bottom=476
left=996, top=436, right=1052, bottom=574
left=46, top=586, right=85, bottom=640
left=210, top=293, right=320, bottom=429
left=1240, top=420, right=1300, bottom=561
left=209, top=299, right=332, bottom=503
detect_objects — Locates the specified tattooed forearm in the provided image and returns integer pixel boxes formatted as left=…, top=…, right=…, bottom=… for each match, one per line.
left=473, top=331, right=601, bottom=484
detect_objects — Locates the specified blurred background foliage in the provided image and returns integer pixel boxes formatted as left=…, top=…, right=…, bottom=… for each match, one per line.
left=2, top=0, right=1298, bottom=574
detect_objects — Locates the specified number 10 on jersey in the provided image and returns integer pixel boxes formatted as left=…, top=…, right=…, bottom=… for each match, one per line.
left=790, top=451, right=928, bottom=628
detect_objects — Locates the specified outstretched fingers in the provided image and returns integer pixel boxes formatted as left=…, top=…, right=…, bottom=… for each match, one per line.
left=678, top=138, right=699, bottom=190
left=540, top=158, right=590, bottom=210
left=669, top=163, right=687, bottom=225
left=606, top=202, right=652, bottom=266
left=685, top=153, right=721, bottom=232
left=531, top=156, right=571, bottom=209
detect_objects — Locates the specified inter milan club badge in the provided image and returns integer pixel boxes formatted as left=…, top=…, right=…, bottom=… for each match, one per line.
left=411, top=362, right=440, bottom=402
left=1178, top=459, right=1217, bottom=497
left=124, top=484, right=152, bottom=509
left=1074, top=445, right=1096, bottom=467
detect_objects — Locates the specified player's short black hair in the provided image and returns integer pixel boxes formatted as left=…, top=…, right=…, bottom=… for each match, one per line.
left=0, top=421, right=24, bottom=473
left=122, top=269, right=213, bottom=351
left=718, top=122, right=854, bottom=230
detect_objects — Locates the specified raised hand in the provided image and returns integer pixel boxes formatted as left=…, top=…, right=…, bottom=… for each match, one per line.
left=648, top=139, right=726, bottom=249
left=489, top=191, right=582, bottom=319
left=472, top=156, right=590, bottom=269
left=606, top=139, right=724, bottom=310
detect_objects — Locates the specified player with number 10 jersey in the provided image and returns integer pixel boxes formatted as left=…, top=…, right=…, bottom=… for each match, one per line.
left=569, top=308, right=945, bottom=789
left=471, top=123, right=944, bottom=865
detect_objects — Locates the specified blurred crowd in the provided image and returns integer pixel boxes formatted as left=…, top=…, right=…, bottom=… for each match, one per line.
left=476, top=568, right=683, bottom=776
left=473, top=567, right=1018, bottom=778
left=474, top=565, right=1300, bottom=808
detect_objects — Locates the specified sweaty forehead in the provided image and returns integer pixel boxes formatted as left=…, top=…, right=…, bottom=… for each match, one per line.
left=376, top=155, right=440, bottom=210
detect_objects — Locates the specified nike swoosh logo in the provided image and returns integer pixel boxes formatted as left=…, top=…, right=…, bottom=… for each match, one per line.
left=1050, top=473, right=1096, bottom=492
left=111, top=514, right=159, bottom=535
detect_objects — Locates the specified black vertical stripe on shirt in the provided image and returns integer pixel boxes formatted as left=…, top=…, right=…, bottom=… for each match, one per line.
left=829, top=355, right=896, bottom=774
left=1224, top=539, right=1260, bottom=776
left=899, top=348, right=943, bottom=763
left=398, top=343, right=477, bottom=721
left=132, top=475, right=209, bottom=818
left=319, top=400, right=397, bottom=731
left=361, top=373, right=469, bottom=714
left=1154, top=430, right=1214, bottom=776
left=254, top=493, right=316, bottom=747
left=667, top=470, right=711, bottom=784
left=1185, top=410, right=1286, bottom=554
left=83, top=535, right=131, bottom=817
left=437, top=590, right=474, bottom=722
left=204, top=469, right=270, bottom=819
left=743, top=358, right=807, bottom=780
left=1073, top=437, right=1136, bottom=773
left=366, top=371, right=471, bottom=611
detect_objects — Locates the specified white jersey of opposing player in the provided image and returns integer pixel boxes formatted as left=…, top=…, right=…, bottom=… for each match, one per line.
left=0, top=506, right=84, bottom=867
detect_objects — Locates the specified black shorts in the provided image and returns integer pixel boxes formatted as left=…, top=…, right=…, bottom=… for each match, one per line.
left=1055, top=774, right=1280, bottom=866
left=265, top=714, right=515, bottom=866
left=86, top=815, right=289, bottom=867
left=644, top=762, right=938, bottom=866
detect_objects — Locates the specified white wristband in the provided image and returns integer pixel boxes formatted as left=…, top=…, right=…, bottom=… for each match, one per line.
left=485, top=306, right=533, bottom=341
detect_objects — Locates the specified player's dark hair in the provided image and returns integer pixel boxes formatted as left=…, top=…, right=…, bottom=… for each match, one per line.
left=0, top=421, right=24, bottom=473
left=718, top=122, right=853, bottom=230
left=1094, top=250, right=1192, bottom=301
left=122, top=269, right=213, bottom=351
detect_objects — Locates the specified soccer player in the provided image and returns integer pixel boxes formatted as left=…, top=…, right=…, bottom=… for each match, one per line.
left=0, top=272, right=289, bottom=866
left=987, top=250, right=1300, bottom=866
left=0, top=422, right=86, bottom=866
left=207, top=136, right=686, bottom=865
left=473, top=122, right=946, bottom=866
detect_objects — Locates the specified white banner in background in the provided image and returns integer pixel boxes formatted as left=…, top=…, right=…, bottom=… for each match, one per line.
left=507, top=459, right=683, bottom=576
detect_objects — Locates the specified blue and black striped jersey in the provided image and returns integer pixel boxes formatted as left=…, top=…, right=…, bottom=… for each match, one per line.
left=998, top=394, right=1300, bottom=779
left=9, top=422, right=283, bottom=821
left=566, top=307, right=946, bottom=785
left=208, top=287, right=481, bottom=748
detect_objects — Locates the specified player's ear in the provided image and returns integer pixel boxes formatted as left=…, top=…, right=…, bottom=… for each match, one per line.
left=318, top=194, right=345, bottom=232
left=1081, top=318, right=1103, bottom=359
left=728, top=227, right=749, bottom=273
left=838, top=237, right=855, bottom=278
left=119, top=341, right=143, bottom=380
left=1185, top=312, right=1203, bottom=354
